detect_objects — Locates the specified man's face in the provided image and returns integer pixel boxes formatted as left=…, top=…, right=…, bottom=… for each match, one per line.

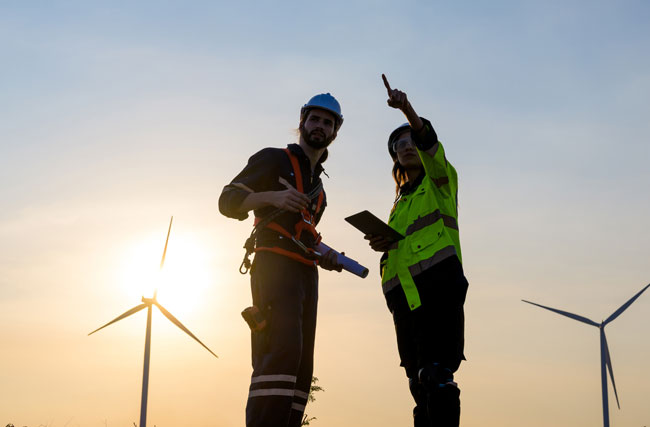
left=394, top=131, right=422, bottom=169
left=301, top=109, right=337, bottom=149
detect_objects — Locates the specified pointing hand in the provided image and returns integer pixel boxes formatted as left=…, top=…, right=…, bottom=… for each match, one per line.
left=382, top=74, right=409, bottom=111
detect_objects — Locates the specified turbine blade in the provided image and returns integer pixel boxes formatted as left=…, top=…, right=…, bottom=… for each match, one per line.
left=88, top=303, right=148, bottom=336
left=160, top=216, right=174, bottom=270
left=603, top=283, right=650, bottom=326
left=154, top=302, right=218, bottom=358
left=602, top=331, right=620, bottom=409
left=522, top=300, right=599, bottom=327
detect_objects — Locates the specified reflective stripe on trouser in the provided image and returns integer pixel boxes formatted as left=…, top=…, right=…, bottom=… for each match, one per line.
left=246, top=251, right=317, bottom=427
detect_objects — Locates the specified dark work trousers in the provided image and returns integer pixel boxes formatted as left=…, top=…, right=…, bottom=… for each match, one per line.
left=385, top=255, right=469, bottom=427
left=246, top=251, right=319, bottom=427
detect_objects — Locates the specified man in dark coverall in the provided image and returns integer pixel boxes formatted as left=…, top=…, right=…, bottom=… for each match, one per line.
left=219, top=93, right=344, bottom=427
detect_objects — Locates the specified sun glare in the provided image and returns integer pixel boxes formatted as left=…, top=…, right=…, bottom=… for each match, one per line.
left=118, top=231, right=215, bottom=316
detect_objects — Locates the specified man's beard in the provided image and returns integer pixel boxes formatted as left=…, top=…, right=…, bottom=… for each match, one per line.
left=301, top=126, right=335, bottom=149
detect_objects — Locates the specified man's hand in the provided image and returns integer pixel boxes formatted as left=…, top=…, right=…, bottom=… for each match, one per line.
left=267, top=188, right=310, bottom=212
left=382, top=74, right=409, bottom=112
left=319, top=249, right=343, bottom=272
left=365, top=234, right=392, bottom=253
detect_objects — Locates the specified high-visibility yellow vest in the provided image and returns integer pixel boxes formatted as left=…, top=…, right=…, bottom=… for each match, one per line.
left=381, top=140, right=462, bottom=311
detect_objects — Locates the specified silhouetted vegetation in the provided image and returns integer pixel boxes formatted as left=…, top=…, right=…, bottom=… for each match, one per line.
left=301, top=376, right=324, bottom=426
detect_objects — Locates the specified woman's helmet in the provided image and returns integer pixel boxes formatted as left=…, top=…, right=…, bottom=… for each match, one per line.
left=387, top=122, right=411, bottom=159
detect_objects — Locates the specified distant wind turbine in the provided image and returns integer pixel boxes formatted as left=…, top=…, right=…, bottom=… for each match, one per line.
left=89, top=216, right=218, bottom=427
left=522, top=283, right=649, bottom=427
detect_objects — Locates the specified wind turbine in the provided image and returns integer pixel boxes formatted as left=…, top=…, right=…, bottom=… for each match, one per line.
left=89, top=216, right=218, bottom=427
left=522, top=283, right=649, bottom=427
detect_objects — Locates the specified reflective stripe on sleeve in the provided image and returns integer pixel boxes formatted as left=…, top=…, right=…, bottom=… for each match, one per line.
left=405, top=209, right=458, bottom=236
left=431, top=176, right=449, bottom=188
left=229, top=182, right=255, bottom=193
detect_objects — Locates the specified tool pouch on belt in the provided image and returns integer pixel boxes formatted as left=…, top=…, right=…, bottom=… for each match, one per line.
left=241, top=306, right=267, bottom=332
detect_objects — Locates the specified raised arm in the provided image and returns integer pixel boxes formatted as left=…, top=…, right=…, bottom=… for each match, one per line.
left=382, top=74, right=437, bottom=157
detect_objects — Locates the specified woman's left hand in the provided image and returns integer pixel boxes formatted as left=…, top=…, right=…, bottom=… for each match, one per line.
left=365, top=234, right=392, bottom=253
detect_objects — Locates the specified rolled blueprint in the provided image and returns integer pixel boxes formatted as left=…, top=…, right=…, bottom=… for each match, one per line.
left=316, top=242, right=369, bottom=278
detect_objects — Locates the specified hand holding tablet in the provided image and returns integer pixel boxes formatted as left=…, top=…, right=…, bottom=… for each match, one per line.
left=344, top=210, right=404, bottom=242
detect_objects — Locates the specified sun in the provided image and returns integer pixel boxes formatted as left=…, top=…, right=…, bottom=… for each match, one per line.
left=118, top=228, right=215, bottom=317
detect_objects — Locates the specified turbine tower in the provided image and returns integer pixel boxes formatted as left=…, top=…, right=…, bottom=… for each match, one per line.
left=522, top=283, right=649, bottom=427
left=89, top=216, right=218, bottom=427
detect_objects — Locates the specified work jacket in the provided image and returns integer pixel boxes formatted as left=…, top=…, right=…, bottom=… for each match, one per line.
left=219, top=144, right=327, bottom=261
left=381, top=119, right=461, bottom=310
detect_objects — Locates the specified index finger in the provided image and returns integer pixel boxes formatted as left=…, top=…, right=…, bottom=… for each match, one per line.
left=382, top=74, right=392, bottom=93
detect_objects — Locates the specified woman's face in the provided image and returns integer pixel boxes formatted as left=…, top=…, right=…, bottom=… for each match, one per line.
left=393, top=131, right=422, bottom=169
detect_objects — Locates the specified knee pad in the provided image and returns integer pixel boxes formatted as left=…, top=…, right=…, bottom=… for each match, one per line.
left=418, top=363, right=461, bottom=426
left=418, top=362, right=455, bottom=391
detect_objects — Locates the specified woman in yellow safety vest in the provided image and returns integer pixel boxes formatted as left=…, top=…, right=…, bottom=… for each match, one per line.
left=366, top=75, right=469, bottom=427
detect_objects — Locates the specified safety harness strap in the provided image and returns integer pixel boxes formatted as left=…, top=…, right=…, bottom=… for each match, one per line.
left=239, top=148, right=324, bottom=274
left=284, top=148, right=304, bottom=193
left=254, top=247, right=318, bottom=267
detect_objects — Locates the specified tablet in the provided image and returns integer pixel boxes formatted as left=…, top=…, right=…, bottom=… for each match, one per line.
left=344, top=210, right=404, bottom=242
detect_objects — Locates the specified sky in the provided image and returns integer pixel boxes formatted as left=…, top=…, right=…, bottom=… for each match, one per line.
left=1, top=0, right=649, bottom=426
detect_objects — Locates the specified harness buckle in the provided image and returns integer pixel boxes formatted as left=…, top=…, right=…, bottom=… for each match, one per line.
left=301, top=211, right=314, bottom=225
left=291, top=236, right=310, bottom=254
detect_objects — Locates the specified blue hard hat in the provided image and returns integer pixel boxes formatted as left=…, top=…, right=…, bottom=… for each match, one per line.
left=301, top=93, right=343, bottom=128
left=388, top=122, right=411, bottom=158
